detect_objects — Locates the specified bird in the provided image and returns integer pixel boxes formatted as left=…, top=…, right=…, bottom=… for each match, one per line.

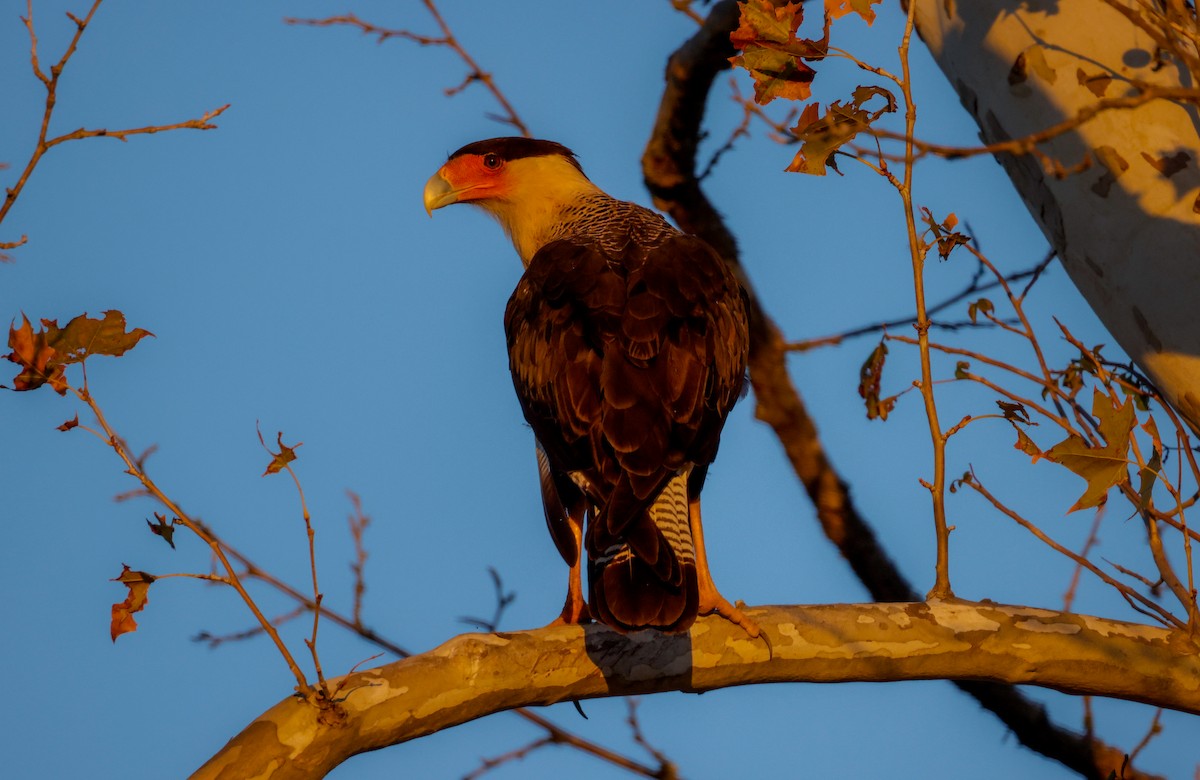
left=423, top=137, right=758, bottom=638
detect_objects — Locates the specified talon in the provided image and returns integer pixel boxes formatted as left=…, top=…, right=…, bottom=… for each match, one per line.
left=699, top=594, right=771, bottom=656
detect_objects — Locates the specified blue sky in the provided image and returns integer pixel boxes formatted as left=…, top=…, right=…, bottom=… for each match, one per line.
left=2, top=2, right=1196, bottom=778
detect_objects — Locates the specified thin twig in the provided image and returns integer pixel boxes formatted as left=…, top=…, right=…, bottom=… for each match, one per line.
left=194, top=605, right=307, bottom=649
left=963, top=471, right=1184, bottom=628
left=895, top=0, right=953, bottom=598
left=3, top=0, right=227, bottom=252
left=787, top=253, right=1052, bottom=352
left=284, top=2, right=530, bottom=137
left=1063, top=509, right=1105, bottom=612
left=75, top=384, right=317, bottom=699
left=347, top=490, right=370, bottom=628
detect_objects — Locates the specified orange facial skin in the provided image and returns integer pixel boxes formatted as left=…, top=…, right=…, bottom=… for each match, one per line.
left=423, top=153, right=510, bottom=213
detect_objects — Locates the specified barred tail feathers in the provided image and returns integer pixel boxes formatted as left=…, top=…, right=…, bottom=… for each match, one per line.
left=589, top=471, right=699, bottom=632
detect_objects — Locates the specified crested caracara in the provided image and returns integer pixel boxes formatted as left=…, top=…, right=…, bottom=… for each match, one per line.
left=424, top=137, right=757, bottom=638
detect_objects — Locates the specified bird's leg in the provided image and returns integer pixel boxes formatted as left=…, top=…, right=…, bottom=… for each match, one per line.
left=549, top=510, right=591, bottom=626
left=691, top=499, right=768, bottom=649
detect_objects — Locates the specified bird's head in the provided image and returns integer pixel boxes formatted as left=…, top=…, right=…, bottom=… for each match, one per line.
left=423, top=137, right=601, bottom=265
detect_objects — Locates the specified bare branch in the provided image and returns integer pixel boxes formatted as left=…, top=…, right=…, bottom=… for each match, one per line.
left=346, top=490, right=370, bottom=629
left=284, top=2, right=530, bottom=137
left=2, top=1, right=228, bottom=252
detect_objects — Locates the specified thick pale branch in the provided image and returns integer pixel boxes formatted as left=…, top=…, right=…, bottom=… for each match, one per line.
left=193, top=602, right=1199, bottom=779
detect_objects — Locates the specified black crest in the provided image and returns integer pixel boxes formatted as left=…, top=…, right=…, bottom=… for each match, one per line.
left=448, top=137, right=583, bottom=172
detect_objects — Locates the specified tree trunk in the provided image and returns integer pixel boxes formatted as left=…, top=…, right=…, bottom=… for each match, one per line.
left=192, top=602, right=1199, bottom=778
left=913, top=0, right=1200, bottom=431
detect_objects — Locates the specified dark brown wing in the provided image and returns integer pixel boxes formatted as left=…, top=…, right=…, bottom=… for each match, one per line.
left=504, top=233, right=748, bottom=630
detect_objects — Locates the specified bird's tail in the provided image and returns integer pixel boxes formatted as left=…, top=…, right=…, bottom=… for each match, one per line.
left=588, top=471, right=699, bottom=632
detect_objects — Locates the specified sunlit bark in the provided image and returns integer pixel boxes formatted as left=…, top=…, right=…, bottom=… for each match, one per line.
left=914, top=0, right=1200, bottom=431
left=193, top=602, right=1199, bottom=779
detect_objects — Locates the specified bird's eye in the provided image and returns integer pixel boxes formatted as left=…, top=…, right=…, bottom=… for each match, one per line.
left=482, top=153, right=502, bottom=170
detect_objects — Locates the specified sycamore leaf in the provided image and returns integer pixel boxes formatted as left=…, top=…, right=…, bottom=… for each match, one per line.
left=786, top=85, right=896, bottom=175
left=111, top=565, right=155, bottom=642
left=260, top=428, right=302, bottom=476
left=825, top=0, right=882, bottom=24
left=5, top=311, right=152, bottom=394
left=954, top=360, right=970, bottom=380
left=1043, top=389, right=1135, bottom=512
left=5, top=315, right=67, bottom=394
left=57, top=414, right=80, bottom=432
left=43, top=310, right=153, bottom=364
left=729, top=1, right=824, bottom=105
left=857, top=341, right=893, bottom=421
left=146, top=512, right=177, bottom=549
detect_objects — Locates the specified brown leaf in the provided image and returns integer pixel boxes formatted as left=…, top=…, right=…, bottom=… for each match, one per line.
left=259, top=427, right=302, bottom=476
left=786, top=85, right=896, bottom=175
left=146, top=513, right=177, bottom=549
left=111, top=565, right=156, bottom=642
left=967, top=298, right=993, bottom=324
left=6, top=315, right=67, bottom=394
left=729, top=1, right=824, bottom=105
left=825, top=0, right=882, bottom=24
left=57, top=414, right=80, bottom=432
left=1014, top=427, right=1043, bottom=461
left=922, top=207, right=969, bottom=260
left=1043, top=389, right=1135, bottom=512
left=5, top=311, right=152, bottom=394
left=44, top=310, right=154, bottom=364
left=997, top=400, right=1031, bottom=424
left=857, top=341, right=893, bottom=421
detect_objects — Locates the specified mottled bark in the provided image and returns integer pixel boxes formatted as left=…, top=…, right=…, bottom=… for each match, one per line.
left=913, top=0, right=1200, bottom=432
left=193, top=602, right=1198, bottom=779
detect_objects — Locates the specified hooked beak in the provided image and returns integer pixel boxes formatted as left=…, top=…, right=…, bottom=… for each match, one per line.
left=423, top=169, right=460, bottom=216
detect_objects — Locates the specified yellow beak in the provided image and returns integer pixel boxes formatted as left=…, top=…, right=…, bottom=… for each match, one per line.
left=422, top=170, right=458, bottom=216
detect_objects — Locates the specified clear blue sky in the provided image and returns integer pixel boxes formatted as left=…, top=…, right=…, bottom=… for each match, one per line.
left=2, top=2, right=1195, bottom=778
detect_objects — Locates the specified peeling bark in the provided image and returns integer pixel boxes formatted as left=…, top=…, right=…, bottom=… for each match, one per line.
left=913, top=0, right=1200, bottom=432
left=192, top=602, right=1199, bottom=778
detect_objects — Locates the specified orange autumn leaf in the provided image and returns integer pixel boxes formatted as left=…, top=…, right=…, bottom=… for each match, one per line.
left=825, top=0, right=882, bottom=24
left=5, top=314, right=67, bottom=394
left=787, top=85, right=896, bottom=175
left=258, top=426, right=302, bottom=476
left=111, top=565, right=156, bottom=642
left=729, top=0, right=824, bottom=105
left=5, top=311, right=152, bottom=394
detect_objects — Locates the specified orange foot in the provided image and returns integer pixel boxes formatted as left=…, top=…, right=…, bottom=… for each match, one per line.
left=698, top=583, right=772, bottom=656
left=690, top=497, right=771, bottom=655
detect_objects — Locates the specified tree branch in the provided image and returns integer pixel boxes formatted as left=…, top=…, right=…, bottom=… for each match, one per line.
left=640, top=3, right=1165, bottom=779
left=193, top=602, right=1197, bottom=778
